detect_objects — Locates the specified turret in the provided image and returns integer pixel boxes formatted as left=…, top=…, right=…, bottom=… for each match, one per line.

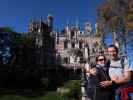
left=84, top=22, right=92, bottom=33
left=47, top=14, right=53, bottom=31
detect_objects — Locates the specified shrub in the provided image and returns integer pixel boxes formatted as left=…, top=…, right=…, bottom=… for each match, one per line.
left=60, top=80, right=81, bottom=100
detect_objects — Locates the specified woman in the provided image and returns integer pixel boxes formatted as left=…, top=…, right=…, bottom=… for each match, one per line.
left=86, top=54, right=114, bottom=100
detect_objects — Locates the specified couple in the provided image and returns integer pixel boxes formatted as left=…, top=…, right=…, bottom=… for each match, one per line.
left=89, top=45, right=133, bottom=100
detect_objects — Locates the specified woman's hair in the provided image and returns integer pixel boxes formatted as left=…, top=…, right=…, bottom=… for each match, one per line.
left=95, top=55, right=106, bottom=62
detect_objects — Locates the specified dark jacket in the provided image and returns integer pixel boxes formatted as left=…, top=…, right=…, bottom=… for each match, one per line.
left=86, top=64, right=114, bottom=100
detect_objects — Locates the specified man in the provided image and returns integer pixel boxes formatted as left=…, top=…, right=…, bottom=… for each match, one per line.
left=100, top=45, right=133, bottom=100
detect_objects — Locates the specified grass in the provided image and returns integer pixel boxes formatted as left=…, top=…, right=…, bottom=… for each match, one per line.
left=0, top=92, right=69, bottom=100
left=0, top=80, right=81, bottom=100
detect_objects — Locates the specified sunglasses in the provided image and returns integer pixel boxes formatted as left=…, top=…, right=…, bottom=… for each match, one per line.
left=97, top=58, right=105, bottom=61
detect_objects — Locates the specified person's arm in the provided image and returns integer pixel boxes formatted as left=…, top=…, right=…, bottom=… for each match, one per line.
left=114, top=58, right=133, bottom=85
left=100, top=71, right=132, bottom=88
left=100, top=80, right=113, bottom=88
left=112, top=71, right=132, bottom=85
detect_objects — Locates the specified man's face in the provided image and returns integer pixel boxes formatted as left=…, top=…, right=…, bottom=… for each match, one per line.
left=107, top=47, right=118, bottom=60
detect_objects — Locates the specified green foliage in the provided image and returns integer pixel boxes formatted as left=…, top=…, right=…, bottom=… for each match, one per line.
left=61, top=80, right=81, bottom=99
left=41, top=92, right=69, bottom=100
left=97, top=0, right=133, bottom=32
left=11, top=32, right=22, bottom=48
left=21, top=35, right=34, bottom=48
left=0, top=92, right=69, bottom=100
left=127, top=14, right=133, bottom=21
left=0, top=27, right=14, bottom=33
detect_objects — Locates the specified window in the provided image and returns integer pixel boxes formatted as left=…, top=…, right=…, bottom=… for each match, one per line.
left=79, top=40, right=83, bottom=49
left=64, top=40, right=68, bottom=49
left=72, top=42, right=75, bottom=48
left=71, top=31, right=74, bottom=39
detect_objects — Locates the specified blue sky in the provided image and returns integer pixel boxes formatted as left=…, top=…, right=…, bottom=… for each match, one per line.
left=0, top=0, right=104, bottom=32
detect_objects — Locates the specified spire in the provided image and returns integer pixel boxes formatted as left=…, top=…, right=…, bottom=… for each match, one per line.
left=76, top=20, right=79, bottom=27
left=66, top=20, right=70, bottom=31
left=66, top=20, right=70, bottom=27
left=84, top=22, right=92, bottom=33
left=47, top=14, right=53, bottom=31
left=75, top=20, right=80, bottom=30
left=55, top=28, right=59, bottom=44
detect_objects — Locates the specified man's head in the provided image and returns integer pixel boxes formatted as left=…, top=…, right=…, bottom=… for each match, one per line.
left=107, top=45, right=119, bottom=60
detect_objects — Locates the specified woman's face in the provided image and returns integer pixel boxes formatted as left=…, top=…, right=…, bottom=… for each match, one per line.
left=97, top=56, right=106, bottom=65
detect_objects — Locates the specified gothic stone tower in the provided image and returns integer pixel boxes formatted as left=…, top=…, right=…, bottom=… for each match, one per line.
left=28, top=15, right=56, bottom=65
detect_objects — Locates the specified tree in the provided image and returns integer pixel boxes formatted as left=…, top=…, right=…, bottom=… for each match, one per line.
left=97, top=0, right=133, bottom=55
left=98, top=0, right=133, bottom=32
left=11, top=34, right=35, bottom=65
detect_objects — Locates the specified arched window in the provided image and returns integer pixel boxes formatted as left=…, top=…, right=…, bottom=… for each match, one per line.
left=71, top=42, right=75, bottom=48
left=64, top=57, right=68, bottom=64
left=79, top=39, right=83, bottom=49
left=64, top=39, right=68, bottom=49
left=71, top=31, right=74, bottom=39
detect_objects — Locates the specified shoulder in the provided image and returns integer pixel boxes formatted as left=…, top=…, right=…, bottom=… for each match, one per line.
left=123, top=58, right=133, bottom=71
left=110, top=59, right=120, bottom=65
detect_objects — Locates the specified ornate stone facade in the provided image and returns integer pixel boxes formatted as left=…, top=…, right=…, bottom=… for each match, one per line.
left=28, top=15, right=56, bottom=65
left=55, top=22, right=103, bottom=67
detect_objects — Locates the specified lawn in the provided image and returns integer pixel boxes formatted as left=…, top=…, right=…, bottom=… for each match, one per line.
left=0, top=92, right=68, bottom=100
left=0, top=80, right=81, bottom=100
